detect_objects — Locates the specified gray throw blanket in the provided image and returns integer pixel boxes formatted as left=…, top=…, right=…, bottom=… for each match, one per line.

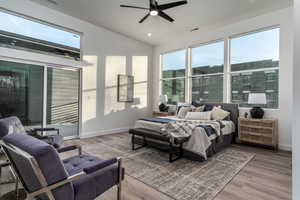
left=161, top=120, right=224, bottom=144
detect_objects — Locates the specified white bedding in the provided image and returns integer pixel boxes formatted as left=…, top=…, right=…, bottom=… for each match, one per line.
left=134, top=117, right=235, bottom=159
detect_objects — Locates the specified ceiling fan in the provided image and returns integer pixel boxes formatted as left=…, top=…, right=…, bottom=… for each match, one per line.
left=120, top=0, right=188, bottom=23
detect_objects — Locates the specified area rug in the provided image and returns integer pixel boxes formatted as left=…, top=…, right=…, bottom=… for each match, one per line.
left=82, top=134, right=255, bottom=200
left=0, top=134, right=255, bottom=200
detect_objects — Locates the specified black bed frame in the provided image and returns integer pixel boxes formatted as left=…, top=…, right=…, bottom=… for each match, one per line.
left=130, top=103, right=239, bottom=162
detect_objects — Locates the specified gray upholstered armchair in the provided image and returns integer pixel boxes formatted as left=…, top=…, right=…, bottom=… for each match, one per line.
left=0, top=116, right=65, bottom=148
left=0, top=116, right=81, bottom=180
left=1, top=133, right=124, bottom=200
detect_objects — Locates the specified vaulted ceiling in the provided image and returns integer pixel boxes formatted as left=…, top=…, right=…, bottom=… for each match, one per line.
left=30, top=0, right=292, bottom=46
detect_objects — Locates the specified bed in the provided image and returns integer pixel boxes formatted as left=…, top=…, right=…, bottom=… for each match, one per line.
left=132, top=103, right=239, bottom=161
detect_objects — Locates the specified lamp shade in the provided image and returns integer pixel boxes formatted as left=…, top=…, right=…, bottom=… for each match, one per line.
left=248, top=93, right=267, bottom=105
left=159, top=95, right=168, bottom=103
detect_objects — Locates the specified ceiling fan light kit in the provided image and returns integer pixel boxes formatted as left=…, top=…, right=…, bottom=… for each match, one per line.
left=120, top=0, right=188, bottom=23
left=150, top=10, right=159, bottom=16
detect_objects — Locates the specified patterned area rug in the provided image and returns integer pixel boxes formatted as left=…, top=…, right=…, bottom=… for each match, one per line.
left=0, top=134, right=255, bottom=200
left=82, top=134, right=255, bottom=200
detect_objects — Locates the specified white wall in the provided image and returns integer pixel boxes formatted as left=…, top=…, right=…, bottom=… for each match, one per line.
left=0, top=0, right=153, bottom=137
left=153, top=8, right=293, bottom=151
left=293, top=0, right=299, bottom=199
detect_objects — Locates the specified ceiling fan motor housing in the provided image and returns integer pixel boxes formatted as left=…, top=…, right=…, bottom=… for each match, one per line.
left=120, top=0, right=188, bottom=23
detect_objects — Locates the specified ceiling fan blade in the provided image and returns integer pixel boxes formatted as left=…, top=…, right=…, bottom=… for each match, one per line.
left=120, top=5, right=149, bottom=10
left=158, top=1, right=187, bottom=10
left=158, top=11, right=174, bottom=22
left=139, top=13, right=150, bottom=23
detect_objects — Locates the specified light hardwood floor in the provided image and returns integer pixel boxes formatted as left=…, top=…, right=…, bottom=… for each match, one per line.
left=0, top=135, right=292, bottom=200
left=71, top=136, right=292, bottom=200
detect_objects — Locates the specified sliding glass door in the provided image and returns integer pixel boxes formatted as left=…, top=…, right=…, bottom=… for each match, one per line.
left=0, top=59, right=80, bottom=137
left=47, top=67, right=80, bottom=137
left=0, top=60, right=44, bottom=127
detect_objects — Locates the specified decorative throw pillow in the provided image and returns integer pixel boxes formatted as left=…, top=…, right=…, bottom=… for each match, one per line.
left=176, top=103, right=191, bottom=114
left=211, top=107, right=230, bottom=120
left=192, top=105, right=205, bottom=112
left=185, top=111, right=212, bottom=120
left=177, top=106, right=192, bottom=119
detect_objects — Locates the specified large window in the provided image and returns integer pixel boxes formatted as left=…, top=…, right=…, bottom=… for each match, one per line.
left=191, top=41, right=224, bottom=103
left=0, top=60, right=44, bottom=126
left=160, top=27, right=280, bottom=108
left=47, top=67, right=80, bottom=137
left=161, top=50, right=186, bottom=104
left=0, top=59, right=81, bottom=137
left=230, top=28, right=279, bottom=108
left=0, top=10, right=81, bottom=61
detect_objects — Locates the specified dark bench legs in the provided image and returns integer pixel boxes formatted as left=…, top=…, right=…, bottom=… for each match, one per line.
left=131, top=134, right=184, bottom=163
left=169, top=143, right=184, bottom=163
left=131, top=134, right=147, bottom=150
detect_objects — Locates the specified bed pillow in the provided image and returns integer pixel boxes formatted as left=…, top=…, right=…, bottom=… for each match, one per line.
left=185, top=111, right=212, bottom=120
left=192, top=105, right=205, bottom=112
left=176, top=103, right=190, bottom=114
left=211, top=107, right=230, bottom=120
left=204, top=104, right=214, bottom=111
left=191, top=101, right=203, bottom=107
left=177, top=106, right=192, bottom=119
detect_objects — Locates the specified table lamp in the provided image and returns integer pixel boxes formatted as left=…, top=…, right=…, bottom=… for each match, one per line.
left=159, top=95, right=169, bottom=112
left=248, top=93, right=267, bottom=119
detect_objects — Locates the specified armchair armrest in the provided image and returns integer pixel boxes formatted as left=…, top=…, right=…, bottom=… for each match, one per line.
left=31, top=128, right=60, bottom=136
left=28, top=171, right=86, bottom=198
left=28, top=157, right=123, bottom=200
left=83, top=158, right=118, bottom=174
left=57, top=145, right=82, bottom=155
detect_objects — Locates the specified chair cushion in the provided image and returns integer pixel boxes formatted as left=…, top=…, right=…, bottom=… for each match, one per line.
left=63, top=155, right=105, bottom=176
left=63, top=155, right=120, bottom=200
left=0, top=116, right=25, bottom=139
left=3, top=134, right=74, bottom=200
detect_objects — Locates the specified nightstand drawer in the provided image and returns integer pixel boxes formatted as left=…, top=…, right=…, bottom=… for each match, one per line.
left=239, top=119, right=274, bottom=128
left=240, top=126, right=273, bottom=135
left=240, top=134, right=273, bottom=146
left=238, top=117, right=278, bottom=150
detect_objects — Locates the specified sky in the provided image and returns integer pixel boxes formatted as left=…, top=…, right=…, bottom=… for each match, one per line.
left=0, top=11, right=81, bottom=49
left=163, top=28, right=280, bottom=70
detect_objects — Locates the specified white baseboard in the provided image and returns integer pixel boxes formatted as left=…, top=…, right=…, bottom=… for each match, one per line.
left=278, top=144, right=292, bottom=152
left=80, top=127, right=131, bottom=139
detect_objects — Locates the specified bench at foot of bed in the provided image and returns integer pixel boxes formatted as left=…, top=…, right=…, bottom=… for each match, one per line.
left=129, top=128, right=189, bottom=163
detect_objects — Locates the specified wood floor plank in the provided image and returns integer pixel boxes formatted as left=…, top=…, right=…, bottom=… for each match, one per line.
left=87, top=135, right=292, bottom=200
left=0, top=133, right=292, bottom=200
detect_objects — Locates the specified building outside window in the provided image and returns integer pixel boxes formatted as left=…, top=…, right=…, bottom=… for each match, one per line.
left=0, top=10, right=81, bottom=61
left=160, top=27, right=280, bottom=109
left=161, top=49, right=186, bottom=104
left=191, top=41, right=224, bottom=104
left=230, top=28, right=280, bottom=108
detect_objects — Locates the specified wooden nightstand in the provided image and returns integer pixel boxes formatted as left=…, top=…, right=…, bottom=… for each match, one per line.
left=153, top=111, right=173, bottom=117
left=238, top=118, right=278, bottom=150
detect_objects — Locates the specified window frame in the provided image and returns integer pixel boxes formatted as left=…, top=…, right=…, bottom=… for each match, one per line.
left=228, top=26, right=280, bottom=109
left=0, top=8, right=83, bottom=61
left=0, top=55, right=82, bottom=139
left=160, top=48, right=188, bottom=104
left=159, top=26, right=280, bottom=110
left=189, top=39, right=225, bottom=104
